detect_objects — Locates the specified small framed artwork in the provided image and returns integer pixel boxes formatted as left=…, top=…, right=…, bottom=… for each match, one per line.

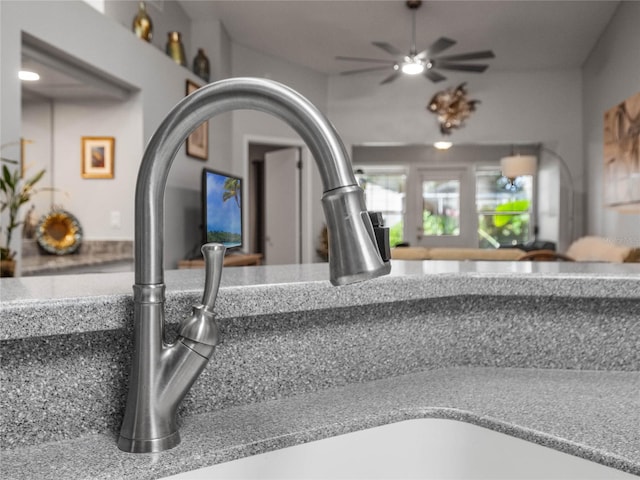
left=81, top=136, right=115, bottom=179
left=185, top=80, right=209, bottom=160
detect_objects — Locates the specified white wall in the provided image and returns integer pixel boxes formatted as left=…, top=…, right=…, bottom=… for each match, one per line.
left=192, top=19, right=233, bottom=169
left=7, top=0, right=636, bottom=275
left=103, top=0, right=193, bottom=61
left=21, top=101, right=54, bottom=221
left=583, top=0, right=640, bottom=246
left=230, top=42, right=330, bottom=260
left=329, top=68, right=584, bottom=250
left=21, top=96, right=142, bottom=241
left=3, top=1, right=332, bottom=272
left=1, top=0, right=230, bottom=272
left=56, top=97, right=142, bottom=240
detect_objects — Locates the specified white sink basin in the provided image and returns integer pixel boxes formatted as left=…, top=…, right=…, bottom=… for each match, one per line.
left=162, top=418, right=635, bottom=479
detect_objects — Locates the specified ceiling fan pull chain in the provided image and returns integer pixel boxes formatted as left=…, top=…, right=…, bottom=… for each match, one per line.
left=408, top=0, right=421, bottom=56
left=410, top=7, right=417, bottom=55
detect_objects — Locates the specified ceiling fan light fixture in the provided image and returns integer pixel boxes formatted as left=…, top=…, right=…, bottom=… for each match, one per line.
left=401, top=60, right=424, bottom=75
left=336, top=1, right=494, bottom=84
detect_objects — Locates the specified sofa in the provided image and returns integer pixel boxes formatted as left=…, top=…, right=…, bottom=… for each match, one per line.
left=391, top=246, right=527, bottom=261
left=529, top=236, right=640, bottom=263
left=391, top=236, right=640, bottom=263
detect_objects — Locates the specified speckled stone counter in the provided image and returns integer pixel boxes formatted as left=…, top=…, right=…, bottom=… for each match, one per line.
left=20, top=240, right=134, bottom=276
left=1, top=260, right=639, bottom=479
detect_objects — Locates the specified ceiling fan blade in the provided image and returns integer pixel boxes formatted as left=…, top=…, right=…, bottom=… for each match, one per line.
left=372, top=41, right=404, bottom=56
left=335, top=56, right=396, bottom=64
left=380, top=71, right=401, bottom=85
left=340, top=65, right=394, bottom=76
left=424, top=69, right=447, bottom=83
left=426, top=37, right=456, bottom=56
left=434, top=62, right=489, bottom=72
left=434, top=50, right=496, bottom=62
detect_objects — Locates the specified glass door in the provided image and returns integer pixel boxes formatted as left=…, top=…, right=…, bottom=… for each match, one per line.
left=356, top=169, right=407, bottom=248
left=415, top=167, right=475, bottom=247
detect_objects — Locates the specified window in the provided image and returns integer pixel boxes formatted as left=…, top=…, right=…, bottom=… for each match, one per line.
left=356, top=170, right=406, bottom=247
left=357, top=164, right=534, bottom=250
left=476, top=168, right=534, bottom=248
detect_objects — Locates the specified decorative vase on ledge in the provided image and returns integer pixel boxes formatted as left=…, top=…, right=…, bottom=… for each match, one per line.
left=166, top=31, right=187, bottom=67
left=192, top=48, right=210, bottom=82
left=132, top=1, right=153, bottom=42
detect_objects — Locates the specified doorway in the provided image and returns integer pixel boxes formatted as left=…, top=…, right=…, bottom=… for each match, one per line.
left=247, top=142, right=302, bottom=265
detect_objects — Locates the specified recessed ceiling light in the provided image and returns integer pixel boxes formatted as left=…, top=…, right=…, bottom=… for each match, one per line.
left=434, top=141, right=453, bottom=150
left=19, top=70, right=40, bottom=81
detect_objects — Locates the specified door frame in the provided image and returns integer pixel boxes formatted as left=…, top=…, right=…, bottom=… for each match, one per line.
left=242, top=135, right=317, bottom=264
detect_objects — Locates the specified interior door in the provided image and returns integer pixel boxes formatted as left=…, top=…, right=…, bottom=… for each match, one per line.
left=264, top=147, right=301, bottom=265
left=415, top=167, right=476, bottom=248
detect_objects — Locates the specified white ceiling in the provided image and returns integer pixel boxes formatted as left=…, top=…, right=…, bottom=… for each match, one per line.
left=177, top=0, right=621, bottom=75
left=20, top=1, right=621, bottom=101
left=21, top=57, right=117, bottom=102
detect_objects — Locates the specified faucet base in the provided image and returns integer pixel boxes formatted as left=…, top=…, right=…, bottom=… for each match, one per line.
left=117, top=431, right=180, bottom=453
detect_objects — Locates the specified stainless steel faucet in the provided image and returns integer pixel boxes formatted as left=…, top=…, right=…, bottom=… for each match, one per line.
left=118, top=78, right=391, bottom=453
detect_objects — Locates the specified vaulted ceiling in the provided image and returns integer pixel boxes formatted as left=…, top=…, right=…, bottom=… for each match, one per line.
left=20, top=1, right=621, bottom=102
left=178, top=0, right=620, bottom=74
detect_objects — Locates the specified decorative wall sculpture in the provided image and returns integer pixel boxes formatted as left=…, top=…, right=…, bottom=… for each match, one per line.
left=427, top=83, right=479, bottom=135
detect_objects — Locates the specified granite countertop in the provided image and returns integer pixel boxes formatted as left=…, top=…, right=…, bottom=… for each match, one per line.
left=1, top=260, right=639, bottom=479
left=19, top=252, right=134, bottom=276
left=19, top=240, right=134, bottom=277
left=2, top=367, right=639, bottom=479
left=2, top=260, right=639, bottom=340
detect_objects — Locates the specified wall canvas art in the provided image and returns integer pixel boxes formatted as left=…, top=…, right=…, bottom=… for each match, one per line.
left=603, top=91, right=640, bottom=211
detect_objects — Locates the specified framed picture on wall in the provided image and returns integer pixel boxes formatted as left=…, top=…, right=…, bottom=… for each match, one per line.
left=81, top=136, right=115, bottom=179
left=185, top=80, right=209, bottom=160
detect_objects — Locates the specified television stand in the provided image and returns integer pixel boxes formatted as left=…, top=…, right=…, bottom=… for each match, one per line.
left=178, top=252, right=263, bottom=269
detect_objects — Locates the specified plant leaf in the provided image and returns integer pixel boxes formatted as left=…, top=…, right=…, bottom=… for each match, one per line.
left=24, top=169, right=45, bottom=188
left=2, top=165, right=11, bottom=184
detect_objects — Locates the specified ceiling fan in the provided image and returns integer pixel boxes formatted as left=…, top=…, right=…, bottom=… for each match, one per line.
left=336, top=0, right=495, bottom=84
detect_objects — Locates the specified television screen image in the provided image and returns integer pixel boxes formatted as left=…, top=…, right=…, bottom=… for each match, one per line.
left=202, top=168, right=243, bottom=249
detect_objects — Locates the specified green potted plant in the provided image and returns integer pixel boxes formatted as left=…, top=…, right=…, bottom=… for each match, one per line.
left=0, top=159, right=45, bottom=277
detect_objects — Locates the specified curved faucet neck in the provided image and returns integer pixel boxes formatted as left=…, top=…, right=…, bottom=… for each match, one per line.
left=135, top=78, right=358, bottom=285
left=122, top=77, right=390, bottom=453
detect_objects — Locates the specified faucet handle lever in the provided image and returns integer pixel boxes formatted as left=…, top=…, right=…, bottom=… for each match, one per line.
left=201, top=243, right=226, bottom=311
left=178, top=243, right=225, bottom=347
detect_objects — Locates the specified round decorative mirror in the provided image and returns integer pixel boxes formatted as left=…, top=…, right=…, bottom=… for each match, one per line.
left=36, top=210, right=83, bottom=255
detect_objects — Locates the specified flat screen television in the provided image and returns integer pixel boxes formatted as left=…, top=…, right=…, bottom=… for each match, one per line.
left=202, top=167, right=243, bottom=251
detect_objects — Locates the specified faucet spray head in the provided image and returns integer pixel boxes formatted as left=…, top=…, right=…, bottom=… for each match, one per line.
left=322, top=185, right=391, bottom=286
